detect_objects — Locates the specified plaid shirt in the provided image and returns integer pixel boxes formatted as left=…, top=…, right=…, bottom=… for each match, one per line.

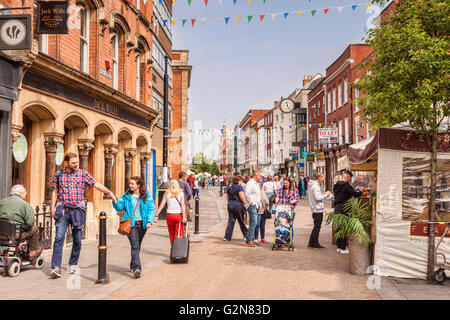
left=276, top=188, right=300, bottom=211
left=51, top=168, right=96, bottom=205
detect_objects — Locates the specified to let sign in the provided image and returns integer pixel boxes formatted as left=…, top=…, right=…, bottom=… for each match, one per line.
left=318, top=127, right=338, bottom=144
left=36, top=1, right=69, bottom=34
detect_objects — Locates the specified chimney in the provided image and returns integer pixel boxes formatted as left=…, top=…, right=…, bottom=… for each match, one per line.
left=303, top=75, right=314, bottom=87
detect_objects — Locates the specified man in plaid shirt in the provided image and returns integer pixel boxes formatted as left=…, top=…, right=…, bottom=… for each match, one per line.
left=49, top=152, right=117, bottom=279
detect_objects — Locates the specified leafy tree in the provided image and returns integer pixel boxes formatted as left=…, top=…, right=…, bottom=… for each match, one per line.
left=355, top=0, right=449, bottom=279
left=210, top=162, right=220, bottom=176
left=190, top=152, right=211, bottom=174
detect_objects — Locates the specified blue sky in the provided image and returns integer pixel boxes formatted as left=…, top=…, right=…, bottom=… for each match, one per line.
left=172, top=0, right=384, bottom=158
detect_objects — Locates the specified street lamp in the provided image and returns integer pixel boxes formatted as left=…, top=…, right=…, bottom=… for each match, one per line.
left=158, top=55, right=171, bottom=220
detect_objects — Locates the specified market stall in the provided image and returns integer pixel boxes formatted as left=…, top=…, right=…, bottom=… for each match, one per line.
left=348, top=127, right=450, bottom=279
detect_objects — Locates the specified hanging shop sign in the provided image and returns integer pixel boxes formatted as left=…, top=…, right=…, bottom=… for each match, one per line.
left=0, top=15, right=32, bottom=50
left=307, top=154, right=315, bottom=162
left=12, top=134, right=28, bottom=163
left=36, top=1, right=69, bottom=34
left=316, top=152, right=325, bottom=161
left=55, top=143, right=64, bottom=166
left=318, top=127, right=338, bottom=144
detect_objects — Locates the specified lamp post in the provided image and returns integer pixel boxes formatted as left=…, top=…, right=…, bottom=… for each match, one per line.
left=158, top=55, right=170, bottom=220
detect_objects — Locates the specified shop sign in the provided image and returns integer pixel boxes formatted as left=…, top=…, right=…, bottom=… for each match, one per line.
left=298, top=163, right=305, bottom=168
left=316, top=152, right=325, bottom=161
left=12, top=134, right=28, bottom=163
left=302, top=151, right=308, bottom=158
left=55, top=143, right=64, bottom=166
left=410, top=222, right=450, bottom=238
left=307, top=154, right=315, bottom=162
left=0, top=15, right=32, bottom=50
left=318, top=127, right=338, bottom=144
left=36, top=1, right=69, bottom=34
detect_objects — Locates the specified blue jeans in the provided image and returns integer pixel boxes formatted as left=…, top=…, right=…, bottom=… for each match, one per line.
left=254, top=214, right=267, bottom=240
left=51, top=210, right=83, bottom=269
left=266, top=192, right=274, bottom=213
left=193, top=189, right=200, bottom=198
left=245, top=205, right=258, bottom=243
left=128, top=223, right=147, bottom=272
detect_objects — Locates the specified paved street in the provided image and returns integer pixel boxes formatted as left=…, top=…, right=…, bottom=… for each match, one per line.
left=2, top=186, right=449, bottom=300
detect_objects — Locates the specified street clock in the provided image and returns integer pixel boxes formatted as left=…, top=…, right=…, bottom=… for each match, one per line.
left=280, top=98, right=295, bottom=113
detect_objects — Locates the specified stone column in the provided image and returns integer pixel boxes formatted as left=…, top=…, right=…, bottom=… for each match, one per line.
left=103, top=145, right=118, bottom=199
left=124, top=150, right=136, bottom=192
left=139, top=152, right=151, bottom=180
left=44, top=135, right=64, bottom=204
left=77, top=140, right=94, bottom=171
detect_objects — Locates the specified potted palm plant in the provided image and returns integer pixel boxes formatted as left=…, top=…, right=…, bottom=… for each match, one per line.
left=326, top=198, right=372, bottom=276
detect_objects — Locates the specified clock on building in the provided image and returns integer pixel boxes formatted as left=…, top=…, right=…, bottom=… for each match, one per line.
left=280, top=98, right=295, bottom=114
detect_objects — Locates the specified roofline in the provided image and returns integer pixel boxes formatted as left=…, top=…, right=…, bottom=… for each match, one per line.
left=325, top=44, right=368, bottom=73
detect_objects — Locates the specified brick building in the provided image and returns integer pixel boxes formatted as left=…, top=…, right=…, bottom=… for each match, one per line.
left=2, top=0, right=173, bottom=240
left=320, top=44, right=373, bottom=189
left=171, top=49, right=192, bottom=179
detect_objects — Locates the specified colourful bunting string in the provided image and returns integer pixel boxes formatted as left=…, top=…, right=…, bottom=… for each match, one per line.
left=171, top=3, right=376, bottom=28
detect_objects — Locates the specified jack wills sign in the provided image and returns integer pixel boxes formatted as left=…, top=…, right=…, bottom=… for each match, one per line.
left=36, top=1, right=68, bottom=34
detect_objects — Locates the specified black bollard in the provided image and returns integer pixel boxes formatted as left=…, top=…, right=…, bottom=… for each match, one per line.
left=219, top=185, right=223, bottom=197
left=95, top=212, right=109, bottom=284
left=194, top=198, right=200, bottom=234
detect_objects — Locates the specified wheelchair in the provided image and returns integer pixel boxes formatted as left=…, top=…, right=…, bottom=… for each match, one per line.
left=0, top=219, right=45, bottom=277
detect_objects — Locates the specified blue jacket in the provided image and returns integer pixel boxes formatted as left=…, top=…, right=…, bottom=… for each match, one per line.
left=113, top=191, right=155, bottom=230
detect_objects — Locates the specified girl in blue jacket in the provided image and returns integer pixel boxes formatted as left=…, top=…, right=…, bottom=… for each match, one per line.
left=112, top=176, right=155, bottom=278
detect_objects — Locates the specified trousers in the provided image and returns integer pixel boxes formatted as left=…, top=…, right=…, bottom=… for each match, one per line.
left=224, top=202, right=248, bottom=241
left=308, top=212, right=323, bottom=246
left=127, top=222, right=147, bottom=271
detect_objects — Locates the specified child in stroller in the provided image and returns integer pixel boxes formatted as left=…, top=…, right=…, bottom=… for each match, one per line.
left=272, top=205, right=294, bottom=251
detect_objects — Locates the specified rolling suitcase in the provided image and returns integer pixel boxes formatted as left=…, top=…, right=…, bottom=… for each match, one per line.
left=170, top=222, right=189, bottom=264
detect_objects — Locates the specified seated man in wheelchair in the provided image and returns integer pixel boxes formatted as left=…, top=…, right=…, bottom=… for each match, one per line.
left=0, top=185, right=42, bottom=260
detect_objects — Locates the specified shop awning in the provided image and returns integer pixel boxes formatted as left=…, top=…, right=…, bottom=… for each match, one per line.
left=348, top=127, right=450, bottom=166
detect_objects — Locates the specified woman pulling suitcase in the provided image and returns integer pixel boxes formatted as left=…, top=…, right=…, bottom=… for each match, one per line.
left=154, top=179, right=187, bottom=245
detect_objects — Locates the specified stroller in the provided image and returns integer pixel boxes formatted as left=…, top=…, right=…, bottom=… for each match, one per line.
left=272, top=205, right=295, bottom=251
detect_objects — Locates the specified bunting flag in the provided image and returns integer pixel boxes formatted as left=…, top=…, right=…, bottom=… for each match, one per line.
left=204, top=0, right=208, bottom=5
left=174, top=0, right=368, bottom=7
left=172, top=3, right=375, bottom=28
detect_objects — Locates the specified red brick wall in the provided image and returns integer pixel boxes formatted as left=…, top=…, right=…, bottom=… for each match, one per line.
left=0, top=0, right=155, bottom=106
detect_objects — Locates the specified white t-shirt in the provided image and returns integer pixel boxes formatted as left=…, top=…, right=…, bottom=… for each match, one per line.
left=263, top=181, right=275, bottom=194
left=166, top=192, right=184, bottom=214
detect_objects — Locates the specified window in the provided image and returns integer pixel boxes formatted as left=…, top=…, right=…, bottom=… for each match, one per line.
left=79, top=3, right=89, bottom=73
left=338, top=120, right=343, bottom=145
left=327, top=91, right=331, bottom=114
left=136, top=55, right=141, bottom=100
left=345, top=117, right=349, bottom=144
left=153, top=0, right=172, bottom=39
left=367, top=122, right=371, bottom=138
left=355, top=116, right=360, bottom=143
left=344, top=78, right=348, bottom=103
left=333, top=88, right=337, bottom=111
left=354, top=78, right=360, bottom=112
left=136, top=0, right=140, bottom=10
left=338, top=82, right=342, bottom=108
left=152, top=38, right=172, bottom=86
left=112, top=35, right=119, bottom=90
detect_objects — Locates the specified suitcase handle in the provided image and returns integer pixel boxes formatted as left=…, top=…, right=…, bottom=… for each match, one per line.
left=178, top=221, right=188, bottom=238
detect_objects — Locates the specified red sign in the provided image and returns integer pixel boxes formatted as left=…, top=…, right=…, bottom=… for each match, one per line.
left=318, top=127, right=338, bottom=144
left=410, top=222, right=450, bottom=238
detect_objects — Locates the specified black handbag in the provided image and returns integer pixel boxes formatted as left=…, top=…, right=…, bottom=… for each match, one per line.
left=264, top=208, right=272, bottom=219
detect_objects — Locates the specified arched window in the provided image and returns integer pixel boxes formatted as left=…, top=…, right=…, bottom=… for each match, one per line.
left=112, top=34, right=119, bottom=89
left=78, top=2, right=90, bottom=73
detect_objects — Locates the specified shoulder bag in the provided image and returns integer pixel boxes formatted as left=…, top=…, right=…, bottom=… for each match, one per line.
left=117, top=198, right=139, bottom=236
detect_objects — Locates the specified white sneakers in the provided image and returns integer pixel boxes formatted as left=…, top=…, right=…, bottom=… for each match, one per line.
left=337, top=248, right=341, bottom=253
left=67, top=265, right=79, bottom=274
left=337, top=248, right=349, bottom=254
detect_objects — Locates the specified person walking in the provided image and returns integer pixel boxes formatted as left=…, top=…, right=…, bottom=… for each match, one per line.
left=273, top=175, right=282, bottom=192
left=49, top=153, right=116, bottom=279
left=307, top=173, right=332, bottom=249
left=112, top=176, right=155, bottom=278
left=224, top=176, right=248, bottom=241
left=255, top=182, right=270, bottom=244
left=333, top=170, right=362, bottom=254
left=192, top=178, right=200, bottom=199
left=178, top=172, right=192, bottom=209
left=262, top=176, right=276, bottom=214
left=0, top=185, right=42, bottom=260
left=244, top=171, right=262, bottom=247
left=154, top=179, right=187, bottom=245
left=298, top=177, right=307, bottom=199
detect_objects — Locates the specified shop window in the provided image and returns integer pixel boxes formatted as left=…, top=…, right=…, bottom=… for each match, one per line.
left=112, top=35, right=119, bottom=90
left=402, top=157, right=450, bottom=221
